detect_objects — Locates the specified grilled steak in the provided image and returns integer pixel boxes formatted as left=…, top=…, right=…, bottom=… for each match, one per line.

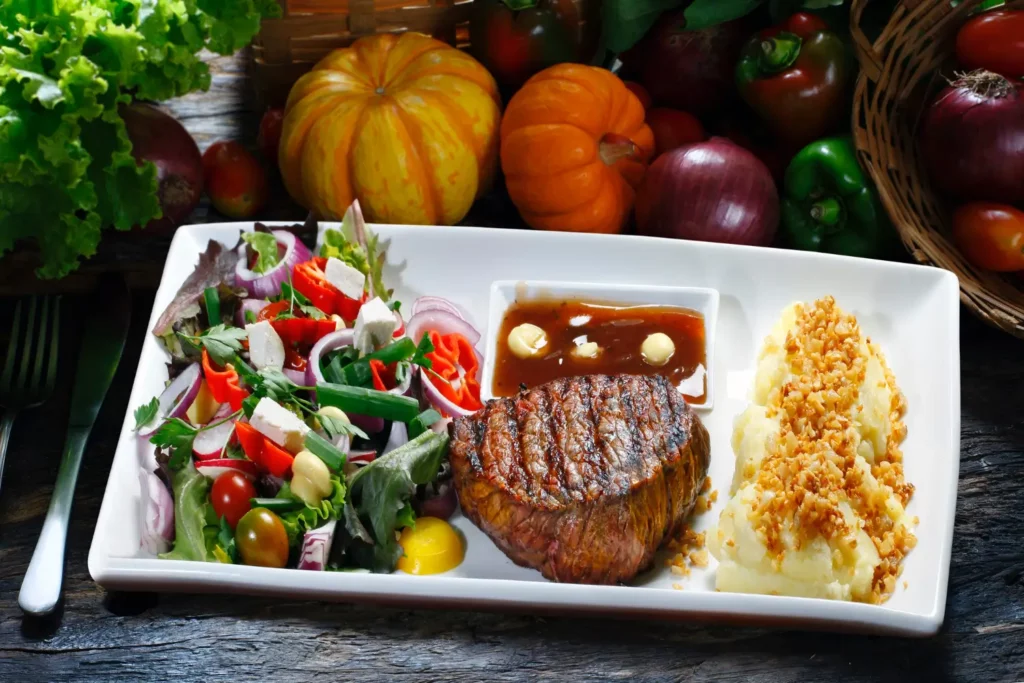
left=449, top=374, right=710, bottom=584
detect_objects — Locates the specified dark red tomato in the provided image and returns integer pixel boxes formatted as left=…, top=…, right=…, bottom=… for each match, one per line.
left=202, top=141, right=269, bottom=219
left=952, top=202, right=1024, bottom=272
left=956, top=11, right=1024, bottom=79
left=210, top=472, right=256, bottom=529
left=646, top=108, right=706, bottom=157
left=258, top=108, right=285, bottom=167
left=235, top=508, right=289, bottom=568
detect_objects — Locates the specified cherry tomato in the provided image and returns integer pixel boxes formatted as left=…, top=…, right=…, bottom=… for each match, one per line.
left=210, top=471, right=256, bottom=528
left=646, top=108, right=706, bottom=157
left=952, top=202, right=1024, bottom=272
left=235, top=508, right=289, bottom=568
left=202, top=141, right=268, bottom=219
left=257, top=107, right=285, bottom=167
left=623, top=80, right=652, bottom=112
left=956, top=11, right=1024, bottom=81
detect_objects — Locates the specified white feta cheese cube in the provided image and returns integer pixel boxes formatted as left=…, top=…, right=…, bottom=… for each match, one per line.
left=245, top=320, right=285, bottom=371
left=353, top=297, right=397, bottom=354
left=249, top=397, right=310, bottom=453
left=324, top=257, right=366, bottom=301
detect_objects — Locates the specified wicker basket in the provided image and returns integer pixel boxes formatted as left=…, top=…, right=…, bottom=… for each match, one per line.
left=251, top=0, right=474, bottom=107
left=850, top=0, right=1024, bottom=339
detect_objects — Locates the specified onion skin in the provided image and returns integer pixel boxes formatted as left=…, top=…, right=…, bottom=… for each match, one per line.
left=635, top=137, right=779, bottom=247
left=122, top=102, right=203, bottom=233
left=920, top=72, right=1024, bottom=203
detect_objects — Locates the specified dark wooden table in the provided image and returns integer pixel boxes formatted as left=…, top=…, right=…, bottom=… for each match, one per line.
left=2, top=53, right=1023, bottom=683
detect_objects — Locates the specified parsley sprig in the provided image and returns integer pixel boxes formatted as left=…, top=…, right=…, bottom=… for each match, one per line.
left=150, top=409, right=241, bottom=470
left=179, top=324, right=248, bottom=367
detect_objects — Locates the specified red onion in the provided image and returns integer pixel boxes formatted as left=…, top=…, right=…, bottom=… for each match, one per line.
left=138, top=363, right=202, bottom=436
left=298, top=520, right=337, bottom=571
left=194, top=458, right=259, bottom=480
left=139, top=469, right=174, bottom=554
left=235, top=298, right=268, bottom=326
left=635, top=137, right=779, bottom=247
left=382, top=422, right=408, bottom=456
left=410, top=296, right=467, bottom=321
left=283, top=368, right=306, bottom=386
left=405, top=310, right=481, bottom=347
left=122, top=102, right=203, bottom=234
left=920, top=71, right=1024, bottom=203
left=348, top=450, right=377, bottom=464
left=235, top=230, right=312, bottom=299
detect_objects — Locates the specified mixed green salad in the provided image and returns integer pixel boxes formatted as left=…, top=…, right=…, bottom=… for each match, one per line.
left=136, top=201, right=483, bottom=574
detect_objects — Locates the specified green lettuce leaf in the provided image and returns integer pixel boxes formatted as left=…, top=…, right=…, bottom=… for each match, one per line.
left=159, top=459, right=212, bottom=562
left=276, top=476, right=347, bottom=547
left=0, top=0, right=279, bottom=279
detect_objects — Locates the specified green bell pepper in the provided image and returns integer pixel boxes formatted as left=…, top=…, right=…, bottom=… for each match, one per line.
left=780, top=137, right=897, bottom=259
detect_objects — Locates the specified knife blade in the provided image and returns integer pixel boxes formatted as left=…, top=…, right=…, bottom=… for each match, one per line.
left=19, top=276, right=131, bottom=617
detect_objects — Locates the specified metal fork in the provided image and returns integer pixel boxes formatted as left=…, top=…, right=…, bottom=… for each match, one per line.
left=0, top=296, right=60, bottom=495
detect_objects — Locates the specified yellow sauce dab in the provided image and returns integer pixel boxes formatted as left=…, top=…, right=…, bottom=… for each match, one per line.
left=397, top=517, right=464, bottom=575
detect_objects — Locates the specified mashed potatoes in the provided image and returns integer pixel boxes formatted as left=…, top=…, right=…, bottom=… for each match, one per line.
left=708, top=297, right=915, bottom=603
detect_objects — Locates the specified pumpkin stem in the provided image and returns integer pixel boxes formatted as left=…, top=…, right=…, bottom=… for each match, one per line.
left=599, top=133, right=640, bottom=166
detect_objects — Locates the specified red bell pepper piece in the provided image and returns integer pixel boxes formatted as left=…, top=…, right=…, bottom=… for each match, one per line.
left=270, top=317, right=337, bottom=348
left=235, top=421, right=266, bottom=464
left=260, top=440, right=295, bottom=478
left=368, top=359, right=396, bottom=392
left=235, top=420, right=295, bottom=477
left=201, top=350, right=249, bottom=412
left=293, top=257, right=366, bottom=321
left=424, top=331, right=482, bottom=413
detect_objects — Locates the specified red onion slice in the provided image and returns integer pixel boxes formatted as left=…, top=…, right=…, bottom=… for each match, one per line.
left=139, top=363, right=202, bottom=436
left=235, top=230, right=312, bottom=299
left=235, top=298, right=269, bottom=327
left=283, top=367, right=307, bottom=386
left=139, top=469, right=174, bottom=554
left=410, top=296, right=466, bottom=321
left=348, top=450, right=377, bottom=464
left=298, top=519, right=337, bottom=571
left=405, top=309, right=481, bottom=347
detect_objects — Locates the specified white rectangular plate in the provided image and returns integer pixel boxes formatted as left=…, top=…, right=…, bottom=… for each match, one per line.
left=89, top=223, right=960, bottom=636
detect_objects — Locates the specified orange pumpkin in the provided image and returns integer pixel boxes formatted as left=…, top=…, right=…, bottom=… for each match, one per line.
left=279, top=33, right=502, bottom=225
left=500, top=64, right=655, bottom=233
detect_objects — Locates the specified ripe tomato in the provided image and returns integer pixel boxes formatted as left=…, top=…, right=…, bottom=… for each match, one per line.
left=952, top=202, right=1024, bottom=272
left=646, top=108, right=706, bottom=157
left=258, top=108, right=284, bottom=167
left=623, top=80, right=652, bottom=112
left=956, top=11, right=1024, bottom=80
left=202, top=141, right=268, bottom=219
left=235, top=508, right=289, bottom=568
left=210, top=472, right=256, bottom=529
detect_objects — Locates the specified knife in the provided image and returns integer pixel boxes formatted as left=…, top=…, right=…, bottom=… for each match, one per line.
left=19, top=276, right=131, bottom=617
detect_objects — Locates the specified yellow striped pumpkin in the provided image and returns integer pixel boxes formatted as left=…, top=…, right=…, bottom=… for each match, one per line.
left=279, top=33, right=502, bottom=226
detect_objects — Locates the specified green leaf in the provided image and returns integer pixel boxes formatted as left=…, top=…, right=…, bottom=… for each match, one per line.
left=348, top=431, right=448, bottom=571
left=159, top=459, right=212, bottom=562
left=601, top=0, right=681, bottom=54
left=133, top=396, right=160, bottom=432
left=149, top=418, right=198, bottom=471
left=241, top=231, right=280, bottom=274
left=277, top=475, right=347, bottom=547
left=411, top=332, right=434, bottom=370
left=0, top=0, right=278, bottom=280
left=213, top=515, right=239, bottom=563
left=258, top=366, right=301, bottom=401
left=364, top=230, right=391, bottom=302
left=320, top=228, right=369, bottom=274
left=801, top=0, right=844, bottom=8
left=683, top=0, right=764, bottom=31
left=191, top=324, right=247, bottom=366
left=318, top=409, right=368, bottom=442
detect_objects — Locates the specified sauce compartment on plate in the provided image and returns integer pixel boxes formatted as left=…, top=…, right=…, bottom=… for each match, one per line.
left=491, top=297, right=709, bottom=404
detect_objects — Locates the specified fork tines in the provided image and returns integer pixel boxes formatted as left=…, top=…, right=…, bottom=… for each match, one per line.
left=1, top=296, right=61, bottom=405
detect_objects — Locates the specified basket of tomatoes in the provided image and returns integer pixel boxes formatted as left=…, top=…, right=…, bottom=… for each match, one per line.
left=851, top=0, right=1024, bottom=338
